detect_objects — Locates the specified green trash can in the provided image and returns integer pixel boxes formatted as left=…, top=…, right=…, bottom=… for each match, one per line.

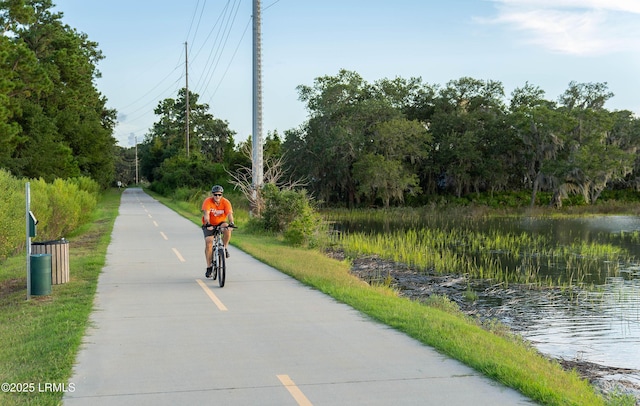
left=31, top=254, right=52, bottom=296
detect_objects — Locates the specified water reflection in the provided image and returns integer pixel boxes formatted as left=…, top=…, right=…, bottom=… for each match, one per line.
left=522, top=277, right=640, bottom=372
left=483, top=217, right=640, bottom=386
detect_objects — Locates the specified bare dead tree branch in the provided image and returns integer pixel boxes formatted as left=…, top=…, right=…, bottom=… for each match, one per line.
left=227, top=143, right=308, bottom=217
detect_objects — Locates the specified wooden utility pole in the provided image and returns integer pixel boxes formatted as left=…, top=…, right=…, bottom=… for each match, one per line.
left=185, top=41, right=190, bottom=157
left=135, top=135, right=139, bottom=184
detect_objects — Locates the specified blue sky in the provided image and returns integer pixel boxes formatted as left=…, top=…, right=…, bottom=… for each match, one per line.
left=52, top=0, right=640, bottom=147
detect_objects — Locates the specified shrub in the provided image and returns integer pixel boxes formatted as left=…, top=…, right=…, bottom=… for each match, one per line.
left=0, top=172, right=99, bottom=259
left=151, top=155, right=229, bottom=196
left=0, top=170, right=25, bottom=259
left=258, top=183, right=323, bottom=247
left=173, top=187, right=200, bottom=203
left=70, top=176, right=101, bottom=195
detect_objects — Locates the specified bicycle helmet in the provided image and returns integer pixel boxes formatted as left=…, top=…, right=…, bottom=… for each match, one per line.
left=211, top=185, right=224, bottom=194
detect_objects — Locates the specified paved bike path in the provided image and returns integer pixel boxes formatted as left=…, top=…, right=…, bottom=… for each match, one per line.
left=64, top=188, right=533, bottom=405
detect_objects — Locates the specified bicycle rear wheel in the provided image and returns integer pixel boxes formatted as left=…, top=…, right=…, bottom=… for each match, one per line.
left=217, top=247, right=226, bottom=287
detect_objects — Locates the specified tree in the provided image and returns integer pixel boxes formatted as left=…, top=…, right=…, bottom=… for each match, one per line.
left=140, top=88, right=236, bottom=193
left=547, top=82, right=636, bottom=206
left=290, top=70, right=366, bottom=205
left=0, top=0, right=117, bottom=187
left=287, top=70, right=404, bottom=206
left=372, top=76, right=439, bottom=123
left=614, top=111, right=640, bottom=190
left=509, top=82, right=569, bottom=206
left=353, top=118, right=427, bottom=206
left=353, top=153, right=420, bottom=208
left=429, top=77, right=511, bottom=197
left=373, top=77, right=440, bottom=194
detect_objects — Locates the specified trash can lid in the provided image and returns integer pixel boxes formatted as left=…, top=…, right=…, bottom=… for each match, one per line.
left=32, top=239, right=68, bottom=245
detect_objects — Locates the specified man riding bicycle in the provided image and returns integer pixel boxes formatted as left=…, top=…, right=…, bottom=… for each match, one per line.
left=202, top=185, right=235, bottom=278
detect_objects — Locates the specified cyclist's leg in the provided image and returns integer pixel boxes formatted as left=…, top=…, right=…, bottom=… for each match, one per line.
left=203, top=226, right=214, bottom=277
left=204, top=235, right=214, bottom=267
left=222, top=227, right=231, bottom=246
left=222, top=226, right=232, bottom=257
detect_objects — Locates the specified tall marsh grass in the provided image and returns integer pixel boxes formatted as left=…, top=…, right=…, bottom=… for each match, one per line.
left=326, top=208, right=632, bottom=288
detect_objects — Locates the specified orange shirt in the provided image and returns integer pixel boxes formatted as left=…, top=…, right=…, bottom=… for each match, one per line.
left=201, top=197, right=233, bottom=225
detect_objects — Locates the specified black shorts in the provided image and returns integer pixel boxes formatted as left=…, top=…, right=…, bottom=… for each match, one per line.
left=202, top=223, right=224, bottom=238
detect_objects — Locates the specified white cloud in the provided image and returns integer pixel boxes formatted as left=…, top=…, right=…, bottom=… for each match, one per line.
left=483, top=0, right=640, bottom=55
left=491, top=0, right=640, bottom=14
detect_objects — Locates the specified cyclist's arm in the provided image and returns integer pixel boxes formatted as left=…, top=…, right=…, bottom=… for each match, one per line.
left=202, top=209, right=211, bottom=226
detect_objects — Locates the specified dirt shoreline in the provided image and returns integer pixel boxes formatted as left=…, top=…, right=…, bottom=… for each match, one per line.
left=327, top=249, right=640, bottom=403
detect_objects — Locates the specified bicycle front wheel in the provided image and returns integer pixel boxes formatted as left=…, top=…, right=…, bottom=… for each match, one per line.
left=217, top=247, right=226, bottom=287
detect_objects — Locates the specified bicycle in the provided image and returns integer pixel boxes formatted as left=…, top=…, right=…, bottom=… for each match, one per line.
left=207, top=225, right=235, bottom=287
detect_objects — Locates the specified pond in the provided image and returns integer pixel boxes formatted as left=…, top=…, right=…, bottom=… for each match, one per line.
left=330, top=212, right=640, bottom=389
left=508, top=216, right=640, bottom=389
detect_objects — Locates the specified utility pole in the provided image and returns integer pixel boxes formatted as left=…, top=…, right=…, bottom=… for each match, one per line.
left=135, top=135, right=139, bottom=184
left=252, top=0, right=263, bottom=214
left=129, top=132, right=139, bottom=184
left=185, top=41, right=190, bottom=157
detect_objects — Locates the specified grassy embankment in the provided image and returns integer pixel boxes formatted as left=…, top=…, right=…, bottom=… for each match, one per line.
left=154, top=192, right=620, bottom=406
left=0, top=189, right=630, bottom=405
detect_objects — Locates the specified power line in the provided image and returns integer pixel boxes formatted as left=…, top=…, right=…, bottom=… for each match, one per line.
left=198, top=0, right=243, bottom=99
left=185, top=0, right=207, bottom=49
left=117, top=0, right=271, bottom=143
left=191, top=0, right=234, bottom=93
left=119, top=65, right=184, bottom=113
left=207, top=17, right=251, bottom=105
left=189, top=0, right=229, bottom=63
left=263, top=0, right=280, bottom=12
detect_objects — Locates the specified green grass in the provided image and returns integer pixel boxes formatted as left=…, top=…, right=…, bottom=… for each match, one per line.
left=0, top=189, right=120, bottom=406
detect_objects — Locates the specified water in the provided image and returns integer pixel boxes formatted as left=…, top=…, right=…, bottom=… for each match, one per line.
left=504, top=216, right=640, bottom=378
left=332, top=213, right=640, bottom=383
left=522, top=276, right=640, bottom=368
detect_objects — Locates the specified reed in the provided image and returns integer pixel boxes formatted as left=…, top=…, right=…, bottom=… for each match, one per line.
left=326, top=209, right=635, bottom=290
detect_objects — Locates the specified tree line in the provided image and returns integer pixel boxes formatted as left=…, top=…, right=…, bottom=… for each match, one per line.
left=282, top=70, right=640, bottom=208
left=0, top=0, right=116, bottom=188
left=135, top=68, right=640, bottom=209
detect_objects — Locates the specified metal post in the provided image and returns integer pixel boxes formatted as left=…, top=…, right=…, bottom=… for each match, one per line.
left=26, top=182, right=31, bottom=300
left=252, top=0, right=264, bottom=213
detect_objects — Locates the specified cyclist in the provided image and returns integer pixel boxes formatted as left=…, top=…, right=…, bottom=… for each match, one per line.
left=202, top=185, right=235, bottom=278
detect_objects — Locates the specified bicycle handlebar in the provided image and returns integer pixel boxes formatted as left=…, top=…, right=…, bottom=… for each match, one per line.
left=203, top=223, right=238, bottom=230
